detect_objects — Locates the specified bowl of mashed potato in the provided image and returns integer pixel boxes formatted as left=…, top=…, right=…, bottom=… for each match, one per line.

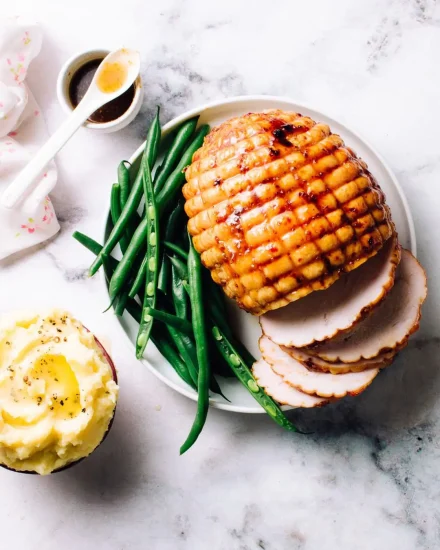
left=0, top=309, right=119, bottom=475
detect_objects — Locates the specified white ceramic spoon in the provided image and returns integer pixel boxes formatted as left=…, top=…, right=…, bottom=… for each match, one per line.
left=1, top=47, right=140, bottom=211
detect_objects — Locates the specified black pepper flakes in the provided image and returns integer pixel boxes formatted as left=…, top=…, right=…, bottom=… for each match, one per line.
left=60, top=400, right=64, bottom=406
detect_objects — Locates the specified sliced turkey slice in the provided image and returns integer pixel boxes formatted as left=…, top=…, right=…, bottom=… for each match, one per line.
left=284, top=346, right=396, bottom=374
left=309, top=249, right=427, bottom=363
left=259, top=335, right=379, bottom=398
left=260, top=236, right=400, bottom=348
left=252, top=359, right=329, bottom=407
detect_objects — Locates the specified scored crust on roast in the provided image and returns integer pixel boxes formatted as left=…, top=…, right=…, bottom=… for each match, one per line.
left=283, top=345, right=396, bottom=374
left=259, top=235, right=400, bottom=347
left=252, top=359, right=330, bottom=408
left=308, top=249, right=427, bottom=363
left=259, top=335, right=379, bottom=398
left=184, top=110, right=394, bottom=315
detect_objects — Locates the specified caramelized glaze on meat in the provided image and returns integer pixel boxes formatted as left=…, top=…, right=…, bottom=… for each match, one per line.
left=183, top=110, right=394, bottom=315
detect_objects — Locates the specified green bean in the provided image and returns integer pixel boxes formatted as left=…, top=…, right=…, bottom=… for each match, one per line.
left=154, top=289, right=228, bottom=400
left=125, top=297, right=142, bottom=324
left=171, top=264, right=188, bottom=319
left=167, top=323, right=228, bottom=400
left=144, top=307, right=193, bottom=335
left=118, top=160, right=133, bottom=253
left=158, top=200, right=185, bottom=292
left=127, top=217, right=177, bottom=299
left=211, top=305, right=255, bottom=367
left=100, top=118, right=195, bottom=285
left=136, top=150, right=160, bottom=359
left=129, top=199, right=184, bottom=299
left=114, top=290, right=129, bottom=317
left=118, top=161, right=131, bottom=207
left=209, top=279, right=228, bottom=317
left=154, top=117, right=199, bottom=193
left=180, top=229, right=190, bottom=252
left=180, top=238, right=210, bottom=455
left=141, top=313, right=201, bottom=402
left=76, top=231, right=226, bottom=400
left=161, top=261, right=230, bottom=384
left=73, top=231, right=103, bottom=257
left=158, top=255, right=171, bottom=293
left=170, top=256, right=241, bottom=356
left=108, top=217, right=147, bottom=299
left=111, top=134, right=188, bottom=299
left=209, top=341, right=235, bottom=378
left=209, top=373, right=229, bottom=401
left=206, top=290, right=231, bottom=336
left=90, top=107, right=161, bottom=275
left=110, top=183, right=121, bottom=226
left=156, top=293, right=199, bottom=385
left=130, top=310, right=197, bottom=390
left=168, top=255, right=188, bottom=281
left=142, top=314, right=199, bottom=399
left=153, top=160, right=164, bottom=184
left=156, top=125, right=210, bottom=215
left=110, top=182, right=130, bottom=255
left=165, top=326, right=198, bottom=387
left=128, top=253, right=147, bottom=299
left=73, top=231, right=116, bottom=281
left=74, top=227, right=128, bottom=315
left=212, top=326, right=298, bottom=432
left=168, top=255, right=247, bottom=360
left=164, top=241, right=188, bottom=261
left=170, top=325, right=228, bottom=400
left=151, top=328, right=196, bottom=390
left=73, top=232, right=195, bottom=388
left=165, top=200, right=185, bottom=241
left=205, top=277, right=256, bottom=366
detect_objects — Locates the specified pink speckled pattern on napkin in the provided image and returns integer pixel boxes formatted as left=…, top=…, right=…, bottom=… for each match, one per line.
left=0, top=18, right=59, bottom=260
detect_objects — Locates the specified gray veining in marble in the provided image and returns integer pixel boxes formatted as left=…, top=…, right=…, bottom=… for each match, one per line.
left=1, top=0, right=440, bottom=548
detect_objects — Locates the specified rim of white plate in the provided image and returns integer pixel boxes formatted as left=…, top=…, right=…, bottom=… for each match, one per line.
left=99, top=94, right=417, bottom=414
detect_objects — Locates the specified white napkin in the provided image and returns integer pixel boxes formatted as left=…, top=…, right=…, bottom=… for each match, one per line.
left=0, top=18, right=59, bottom=260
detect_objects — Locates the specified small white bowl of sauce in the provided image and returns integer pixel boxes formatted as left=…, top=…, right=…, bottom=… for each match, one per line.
left=57, top=49, right=143, bottom=133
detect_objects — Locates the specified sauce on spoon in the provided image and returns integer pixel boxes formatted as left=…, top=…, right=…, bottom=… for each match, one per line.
left=69, top=58, right=135, bottom=123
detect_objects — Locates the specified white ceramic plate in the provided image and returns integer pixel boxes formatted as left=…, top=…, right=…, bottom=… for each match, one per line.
left=101, top=95, right=416, bottom=413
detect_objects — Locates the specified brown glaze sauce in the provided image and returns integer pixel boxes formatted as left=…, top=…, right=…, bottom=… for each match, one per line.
left=69, top=59, right=135, bottom=123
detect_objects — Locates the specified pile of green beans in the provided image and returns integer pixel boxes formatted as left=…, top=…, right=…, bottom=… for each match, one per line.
left=73, top=107, right=298, bottom=453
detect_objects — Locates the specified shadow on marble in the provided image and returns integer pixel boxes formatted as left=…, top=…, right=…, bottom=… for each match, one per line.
left=0, top=235, right=57, bottom=269
left=47, top=410, right=143, bottom=504
left=289, top=337, right=440, bottom=435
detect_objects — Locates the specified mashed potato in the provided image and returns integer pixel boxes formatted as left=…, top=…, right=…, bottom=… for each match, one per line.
left=0, top=309, right=118, bottom=475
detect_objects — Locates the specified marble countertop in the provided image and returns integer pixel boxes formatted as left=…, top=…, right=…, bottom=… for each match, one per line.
left=1, top=1, right=440, bottom=548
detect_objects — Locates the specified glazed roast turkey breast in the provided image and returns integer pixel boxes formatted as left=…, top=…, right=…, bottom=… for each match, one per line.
left=183, top=110, right=394, bottom=315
